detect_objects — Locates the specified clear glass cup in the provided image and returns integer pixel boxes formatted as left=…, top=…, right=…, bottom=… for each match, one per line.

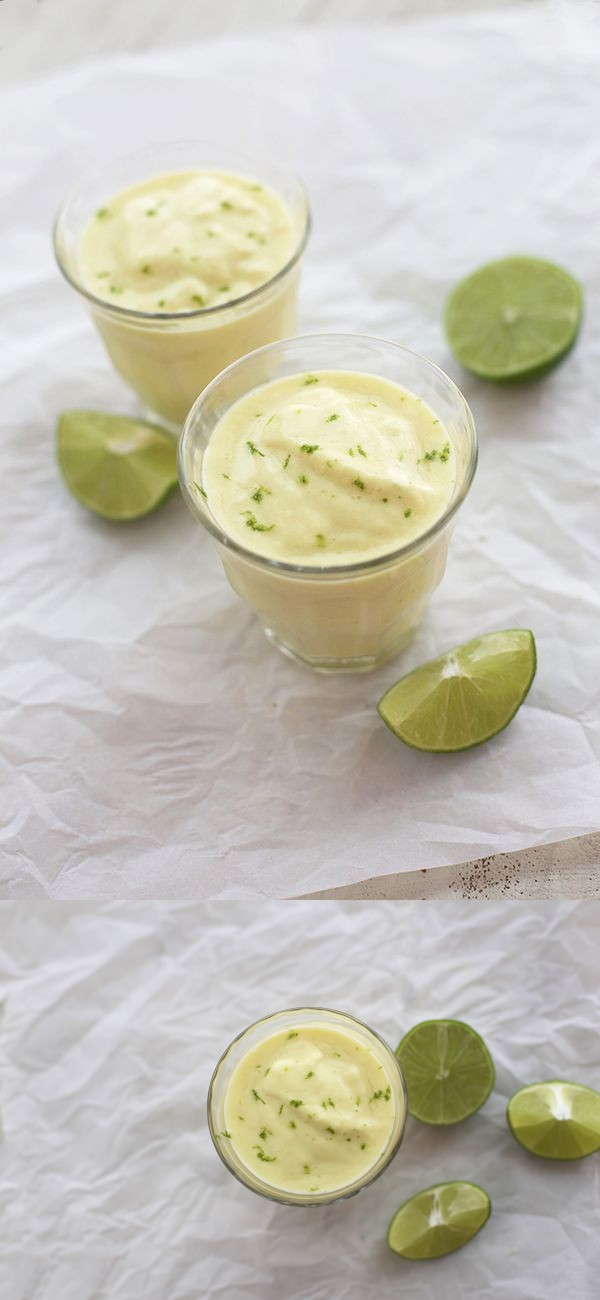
left=53, top=142, right=311, bottom=432
left=179, top=334, right=478, bottom=672
left=207, top=1007, right=408, bottom=1206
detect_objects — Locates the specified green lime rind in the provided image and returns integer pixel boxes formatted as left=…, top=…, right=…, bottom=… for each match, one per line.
left=57, top=410, right=178, bottom=521
left=377, top=629, right=536, bottom=753
left=387, top=1181, right=491, bottom=1260
left=445, top=255, right=583, bottom=383
left=507, top=1080, right=600, bottom=1161
left=396, top=1019, right=495, bottom=1126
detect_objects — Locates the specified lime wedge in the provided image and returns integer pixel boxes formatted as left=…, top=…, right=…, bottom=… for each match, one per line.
left=445, top=255, right=582, bottom=381
left=387, top=1182, right=491, bottom=1260
left=396, top=1019, right=494, bottom=1125
left=507, top=1081, right=600, bottom=1160
left=377, top=628, right=536, bottom=753
left=57, top=410, right=178, bottom=521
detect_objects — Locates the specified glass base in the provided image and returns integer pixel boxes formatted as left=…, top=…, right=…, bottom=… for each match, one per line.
left=262, top=623, right=420, bottom=674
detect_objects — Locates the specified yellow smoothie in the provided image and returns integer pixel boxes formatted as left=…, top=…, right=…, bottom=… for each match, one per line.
left=202, top=370, right=455, bottom=563
left=63, top=166, right=306, bottom=427
left=221, top=1022, right=397, bottom=1195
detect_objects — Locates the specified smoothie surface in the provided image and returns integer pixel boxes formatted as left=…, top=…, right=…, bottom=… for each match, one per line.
left=78, top=168, right=295, bottom=313
left=222, top=1022, right=397, bottom=1194
left=202, top=370, right=456, bottom=564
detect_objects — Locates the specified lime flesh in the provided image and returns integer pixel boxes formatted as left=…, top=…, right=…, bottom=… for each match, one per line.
left=507, top=1081, right=600, bottom=1160
left=57, top=410, right=178, bottom=521
left=396, top=1019, right=494, bottom=1125
left=377, top=628, right=536, bottom=753
left=445, top=255, right=582, bottom=381
left=387, top=1181, right=491, bottom=1260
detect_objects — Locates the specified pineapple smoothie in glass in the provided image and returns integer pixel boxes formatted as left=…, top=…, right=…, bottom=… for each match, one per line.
left=208, top=1008, right=407, bottom=1206
left=179, top=335, right=477, bottom=672
left=53, top=143, right=310, bottom=430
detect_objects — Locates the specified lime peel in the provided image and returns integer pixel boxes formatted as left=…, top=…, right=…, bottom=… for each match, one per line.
left=445, top=255, right=583, bottom=382
left=377, top=628, right=536, bottom=753
left=396, top=1019, right=495, bottom=1126
left=57, top=410, right=178, bottom=521
left=387, top=1181, right=491, bottom=1260
left=507, top=1080, right=600, bottom=1161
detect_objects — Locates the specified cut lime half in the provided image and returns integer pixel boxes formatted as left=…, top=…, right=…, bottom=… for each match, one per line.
left=387, top=1181, right=491, bottom=1260
left=57, top=410, right=178, bottom=521
left=396, top=1019, right=495, bottom=1125
left=445, top=255, right=582, bottom=381
left=507, top=1081, right=600, bottom=1160
left=377, top=629, right=536, bottom=753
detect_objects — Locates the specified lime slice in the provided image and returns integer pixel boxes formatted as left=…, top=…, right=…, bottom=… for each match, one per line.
left=507, top=1081, right=600, bottom=1160
left=57, top=410, right=178, bottom=521
left=377, top=628, right=536, bottom=753
left=396, top=1019, right=494, bottom=1125
left=445, top=255, right=582, bottom=381
left=387, top=1182, right=491, bottom=1260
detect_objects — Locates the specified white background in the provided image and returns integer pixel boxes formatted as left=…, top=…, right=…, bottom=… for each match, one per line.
left=1, top=900, right=599, bottom=1299
left=1, top=0, right=599, bottom=897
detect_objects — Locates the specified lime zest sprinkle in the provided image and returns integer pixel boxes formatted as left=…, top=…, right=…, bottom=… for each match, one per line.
left=404, top=508, right=413, bottom=518
left=252, top=1089, right=266, bottom=1103
left=220, top=1130, right=232, bottom=1138
left=305, top=1071, right=315, bottom=1079
left=220, top=200, right=233, bottom=210
left=145, top=208, right=157, bottom=217
left=288, top=1030, right=298, bottom=1038
left=191, top=293, right=205, bottom=306
left=297, top=474, right=309, bottom=485
left=246, top=440, right=265, bottom=457
left=304, top=374, right=319, bottom=385
left=109, top=284, right=123, bottom=295
left=193, top=482, right=207, bottom=500
left=251, top=485, right=271, bottom=503
left=357, top=444, right=367, bottom=457
left=141, top=264, right=152, bottom=274
left=326, top=413, right=339, bottom=422
left=283, top=453, right=291, bottom=469
left=303, top=1164, right=311, bottom=1174
left=219, top=285, right=231, bottom=293
left=253, top=1146, right=276, bottom=1162
left=316, top=533, right=326, bottom=548
left=243, top=511, right=274, bottom=533
left=278, top=1104, right=284, bottom=1116
left=353, top=477, right=365, bottom=490
left=95, top=208, right=110, bottom=219
left=289, top=1120, right=297, bottom=1129
left=326, top=1126, right=335, bottom=1135
left=258, top=1127, right=272, bottom=1141
left=300, top=444, right=320, bottom=454
left=289, top=1099, right=304, bottom=1108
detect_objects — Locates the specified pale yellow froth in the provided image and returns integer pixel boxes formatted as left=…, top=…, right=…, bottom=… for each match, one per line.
left=201, top=371, right=455, bottom=564
left=78, top=169, right=295, bottom=314
left=222, top=1024, right=396, bottom=1194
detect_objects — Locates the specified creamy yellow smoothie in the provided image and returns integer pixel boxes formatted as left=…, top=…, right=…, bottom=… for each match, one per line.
left=78, top=169, right=295, bottom=314
left=202, top=371, right=455, bottom=563
left=220, top=1022, right=398, bottom=1195
left=179, top=336, right=477, bottom=671
left=54, top=153, right=309, bottom=427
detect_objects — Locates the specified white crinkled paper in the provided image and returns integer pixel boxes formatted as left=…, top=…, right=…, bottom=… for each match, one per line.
left=1, top=3, right=600, bottom=897
left=1, top=900, right=599, bottom=1299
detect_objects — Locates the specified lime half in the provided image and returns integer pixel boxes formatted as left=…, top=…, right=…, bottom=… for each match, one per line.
left=445, top=255, right=582, bottom=381
left=57, top=410, right=178, bottom=521
left=377, top=628, right=536, bottom=753
left=387, top=1181, right=491, bottom=1260
left=507, top=1081, right=600, bottom=1160
left=396, top=1019, right=494, bottom=1125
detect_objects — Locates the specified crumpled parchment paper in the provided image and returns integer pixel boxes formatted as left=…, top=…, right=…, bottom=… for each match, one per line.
left=0, top=900, right=599, bottom=1298
left=1, top=2, right=599, bottom=897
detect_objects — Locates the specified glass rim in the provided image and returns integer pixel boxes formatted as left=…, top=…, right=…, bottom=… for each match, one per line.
left=178, top=332, right=478, bottom=579
left=52, top=140, right=311, bottom=323
left=206, top=1005, right=408, bottom=1207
